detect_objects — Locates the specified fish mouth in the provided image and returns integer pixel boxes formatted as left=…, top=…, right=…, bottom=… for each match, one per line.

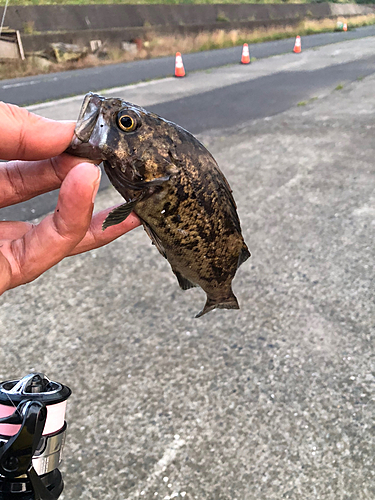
left=75, top=92, right=103, bottom=142
left=66, top=92, right=106, bottom=161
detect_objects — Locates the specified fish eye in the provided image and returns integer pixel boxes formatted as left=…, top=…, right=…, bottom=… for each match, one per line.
left=117, top=111, right=138, bottom=132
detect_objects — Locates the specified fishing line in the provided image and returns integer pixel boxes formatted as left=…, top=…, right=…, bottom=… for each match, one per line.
left=0, top=0, right=10, bottom=39
left=0, top=376, right=22, bottom=432
left=4, top=389, right=17, bottom=410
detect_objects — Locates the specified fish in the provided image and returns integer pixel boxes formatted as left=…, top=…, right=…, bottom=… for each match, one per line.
left=67, top=92, right=250, bottom=318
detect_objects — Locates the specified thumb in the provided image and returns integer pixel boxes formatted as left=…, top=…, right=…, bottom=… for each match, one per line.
left=6, top=163, right=102, bottom=289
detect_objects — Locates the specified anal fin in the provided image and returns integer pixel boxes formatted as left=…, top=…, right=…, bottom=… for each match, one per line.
left=174, top=270, right=196, bottom=291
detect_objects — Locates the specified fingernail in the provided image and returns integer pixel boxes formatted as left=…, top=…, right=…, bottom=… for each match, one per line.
left=92, top=165, right=102, bottom=202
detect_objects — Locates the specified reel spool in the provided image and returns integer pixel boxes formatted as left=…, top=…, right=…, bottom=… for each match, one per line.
left=0, top=373, right=71, bottom=500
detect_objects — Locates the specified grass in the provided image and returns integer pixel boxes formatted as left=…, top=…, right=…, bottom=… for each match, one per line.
left=335, top=83, right=344, bottom=90
left=297, top=96, right=318, bottom=107
left=1, top=13, right=375, bottom=81
left=216, top=11, right=231, bottom=23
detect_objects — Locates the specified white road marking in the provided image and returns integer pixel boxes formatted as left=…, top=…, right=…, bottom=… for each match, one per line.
left=128, top=434, right=186, bottom=499
left=2, top=80, right=38, bottom=89
left=149, top=434, right=186, bottom=479
left=26, top=77, right=175, bottom=111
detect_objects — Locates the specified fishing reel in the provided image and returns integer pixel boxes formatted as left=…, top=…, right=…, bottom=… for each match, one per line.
left=0, top=373, right=71, bottom=500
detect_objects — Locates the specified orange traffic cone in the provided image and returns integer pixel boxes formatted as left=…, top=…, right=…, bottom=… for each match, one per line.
left=293, top=35, right=301, bottom=53
left=343, top=23, right=347, bottom=32
left=241, top=43, right=250, bottom=64
left=175, top=52, right=185, bottom=77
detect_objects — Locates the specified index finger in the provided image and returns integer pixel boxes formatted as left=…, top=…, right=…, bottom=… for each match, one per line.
left=0, top=102, right=75, bottom=161
left=0, top=154, right=94, bottom=209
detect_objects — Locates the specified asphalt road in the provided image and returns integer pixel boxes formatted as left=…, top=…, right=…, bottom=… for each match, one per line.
left=1, top=25, right=375, bottom=106
left=0, top=44, right=374, bottom=499
left=2, top=34, right=375, bottom=223
left=150, top=56, right=375, bottom=134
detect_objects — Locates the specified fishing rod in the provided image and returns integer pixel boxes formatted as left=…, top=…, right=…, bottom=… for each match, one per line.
left=0, top=373, right=71, bottom=500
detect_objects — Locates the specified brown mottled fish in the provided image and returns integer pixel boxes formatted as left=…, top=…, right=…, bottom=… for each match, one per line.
left=68, top=92, right=250, bottom=317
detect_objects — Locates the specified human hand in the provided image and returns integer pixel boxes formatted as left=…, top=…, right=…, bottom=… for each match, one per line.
left=0, top=102, right=141, bottom=296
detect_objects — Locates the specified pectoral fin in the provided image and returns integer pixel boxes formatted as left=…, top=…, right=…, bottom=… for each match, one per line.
left=102, top=201, right=137, bottom=230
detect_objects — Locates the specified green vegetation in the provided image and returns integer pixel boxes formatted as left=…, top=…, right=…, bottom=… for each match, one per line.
left=22, top=21, right=35, bottom=34
left=216, top=12, right=230, bottom=23
left=335, top=83, right=344, bottom=90
left=297, top=96, right=318, bottom=107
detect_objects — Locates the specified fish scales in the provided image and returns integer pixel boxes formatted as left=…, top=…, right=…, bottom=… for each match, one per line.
left=67, top=92, right=250, bottom=317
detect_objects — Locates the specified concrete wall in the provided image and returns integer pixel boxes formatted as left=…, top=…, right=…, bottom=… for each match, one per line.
left=2, top=4, right=374, bottom=52
left=20, top=18, right=305, bottom=52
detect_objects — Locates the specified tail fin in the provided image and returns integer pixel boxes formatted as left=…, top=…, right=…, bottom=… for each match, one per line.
left=195, top=290, right=240, bottom=318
